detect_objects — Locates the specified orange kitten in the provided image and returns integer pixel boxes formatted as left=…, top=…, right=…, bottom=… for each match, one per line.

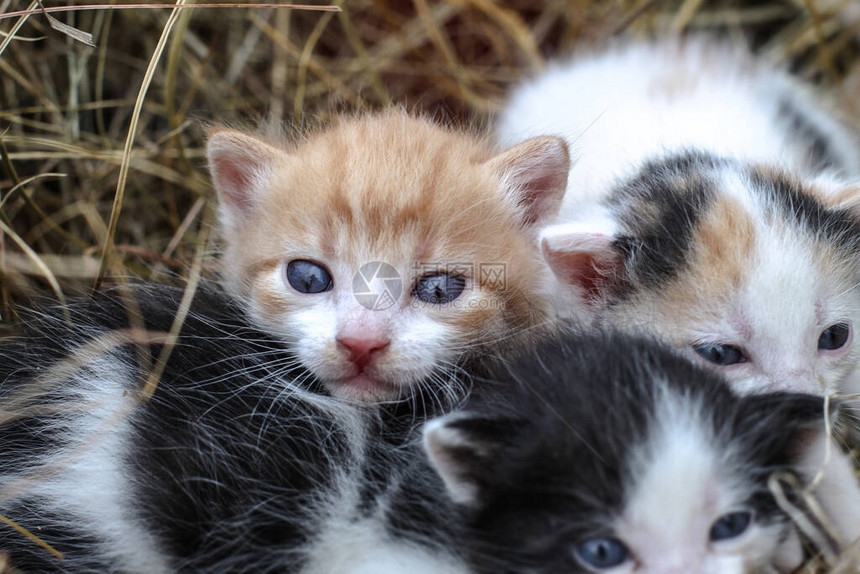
left=207, top=110, right=571, bottom=403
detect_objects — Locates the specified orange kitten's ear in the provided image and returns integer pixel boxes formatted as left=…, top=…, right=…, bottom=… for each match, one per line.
left=485, top=136, right=569, bottom=227
left=207, top=128, right=283, bottom=222
left=540, top=220, right=625, bottom=305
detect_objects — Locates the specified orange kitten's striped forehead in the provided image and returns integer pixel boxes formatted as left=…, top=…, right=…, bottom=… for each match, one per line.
left=542, top=153, right=859, bottom=396
left=207, top=112, right=569, bottom=403
left=255, top=114, right=530, bottom=267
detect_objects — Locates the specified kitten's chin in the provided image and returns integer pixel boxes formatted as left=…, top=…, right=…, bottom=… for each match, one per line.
left=324, top=374, right=401, bottom=403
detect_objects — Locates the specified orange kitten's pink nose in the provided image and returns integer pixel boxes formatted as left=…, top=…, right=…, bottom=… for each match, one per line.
left=337, top=336, right=391, bottom=370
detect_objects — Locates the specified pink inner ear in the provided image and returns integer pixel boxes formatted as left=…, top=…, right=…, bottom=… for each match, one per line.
left=212, top=156, right=259, bottom=210
left=208, top=131, right=281, bottom=215
left=541, top=234, right=622, bottom=304
left=515, top=156, right=569, bottom=226
left=490, top=136, right=570, bottom=227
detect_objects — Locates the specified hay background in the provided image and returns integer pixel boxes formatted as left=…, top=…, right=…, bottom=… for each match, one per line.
left=2, top=0, right=860, bottom=311
left=0, top=1, right=859, bottom=572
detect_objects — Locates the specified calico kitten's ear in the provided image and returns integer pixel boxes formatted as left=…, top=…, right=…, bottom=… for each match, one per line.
left=485, top=136, right=570, bottom=227
left=423, top=413, right=521, bottom=507
left=207, top=128, right=283, bottom=223
left=540, top=219, right=625, bottom=304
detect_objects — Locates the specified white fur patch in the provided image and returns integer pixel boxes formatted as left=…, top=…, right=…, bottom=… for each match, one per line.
left=303, top=450, right=468, bottom=574
left=613, top=389, right=790, bottom=574
left=7, top=355, right=173, bottom=573
left=497, top=39, right=860, bottom=222
left=304, top=518, right=467, bottom=574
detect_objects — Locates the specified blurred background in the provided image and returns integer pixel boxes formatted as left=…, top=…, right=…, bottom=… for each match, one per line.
left=0, top=0, right=859, bottom=314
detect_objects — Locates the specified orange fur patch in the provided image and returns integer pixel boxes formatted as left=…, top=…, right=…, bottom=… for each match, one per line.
left=623, top=194, right=757, bottom=342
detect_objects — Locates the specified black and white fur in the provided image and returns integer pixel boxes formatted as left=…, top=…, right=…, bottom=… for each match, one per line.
left=427, top=333, right=848, bottom=574
left=495, top=39, right=860, bottom=560
left=0, top=286, right=466, bottom=573
left=0, top=292, right=840, bottom=573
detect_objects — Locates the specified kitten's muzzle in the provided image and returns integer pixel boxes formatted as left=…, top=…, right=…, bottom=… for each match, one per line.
left=337, top=336, right=391, bottom=370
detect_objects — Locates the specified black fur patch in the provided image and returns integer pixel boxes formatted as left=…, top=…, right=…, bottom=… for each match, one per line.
left=746, top=167, right=860, bottom=254
left=0, top=501, right=109, bottom=573
left=606, top=151, right=721, bottom=294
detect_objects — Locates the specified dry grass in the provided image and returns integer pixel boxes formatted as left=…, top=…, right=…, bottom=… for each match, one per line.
left=2, top=0, right=860, bottom=310
left=1, top=0, right=859, bottom=571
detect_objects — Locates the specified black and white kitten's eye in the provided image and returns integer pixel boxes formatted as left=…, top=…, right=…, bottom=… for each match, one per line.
left=693, top=344, right=746, bottom=366
left=709, top=510, right=753, bottom=542
left=413, top=273, right=466, bottom=304
left=285, top=260, right=333, bottom=294
left=573, top=537, right=629, bottom=570
left=818, top=323, right=850, bottom=351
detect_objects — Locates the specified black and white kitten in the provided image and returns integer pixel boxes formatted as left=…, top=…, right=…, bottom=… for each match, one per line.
left=0, top=285, right=466, bottom=573
left=0, top=292, right=838, bottom=573
left=426, top=333, right=850, bottom=574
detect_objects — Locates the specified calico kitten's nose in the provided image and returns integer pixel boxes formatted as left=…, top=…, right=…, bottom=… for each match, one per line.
left=337, top=336, right=391, bottom=369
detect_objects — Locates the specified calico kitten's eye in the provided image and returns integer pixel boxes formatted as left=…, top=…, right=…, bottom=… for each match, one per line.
left=285, top=260, right=333, bottom=294
left=413, top=274, right=466, bottom=305
left=693, top=344, right=746, bottom=366
left=573, top=537, right=629, bottom=570
left=710, top=510, right=753, bottom=542
left=818, top=323, right=850, bottom=351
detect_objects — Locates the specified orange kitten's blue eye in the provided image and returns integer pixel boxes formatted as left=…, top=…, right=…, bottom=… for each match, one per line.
left=710, top=510, right=752, bottom=542
left=574, top=537, right=629, bottom=570
left=286, top=260, right=333, bottom=294
left=818, top=323, right=850, bottom=351
left=413, top=274, right=466, bottom=305
left=693, top=344, right=746, bottom=366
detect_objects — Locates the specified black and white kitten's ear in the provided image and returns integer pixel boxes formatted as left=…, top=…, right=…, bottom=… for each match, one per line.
left=540, top=218, right=626, bottom=304
left=423, top=413, right=520, bottom=507
left=207, top=128, right=283, bottom=227
left=485, top=136, right=569, bottom=227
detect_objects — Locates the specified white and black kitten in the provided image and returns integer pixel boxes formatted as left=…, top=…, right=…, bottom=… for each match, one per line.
left=0, top=286, right=461, bottom=573
left=0, top=290, right=839, bottom=573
